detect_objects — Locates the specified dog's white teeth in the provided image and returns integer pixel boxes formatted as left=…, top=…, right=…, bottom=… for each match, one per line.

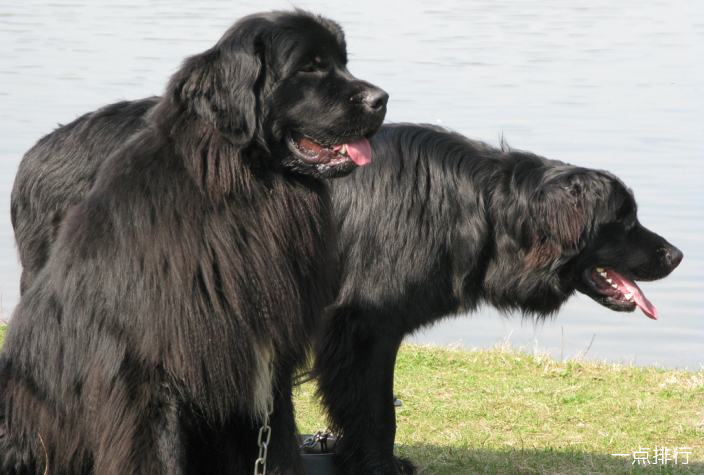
left=599, top=271, right=607, bottom=278
left=605, top=278, right=613, bottom=284
left=624, top=292, right=634, bottom=301
left=596, top=267, right=605, bottom=273
left=611, top=283, right=618, bottom=289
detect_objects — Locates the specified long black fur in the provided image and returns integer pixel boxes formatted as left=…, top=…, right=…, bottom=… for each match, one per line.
left=317, top=124, right=682, bottom=473
left=11, top=115, right=681, bottom=473
left=2, top=10, right=387, bottom=474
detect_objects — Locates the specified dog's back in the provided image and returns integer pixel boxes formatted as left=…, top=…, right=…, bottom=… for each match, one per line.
left=11, top=98, right=157, bottom=292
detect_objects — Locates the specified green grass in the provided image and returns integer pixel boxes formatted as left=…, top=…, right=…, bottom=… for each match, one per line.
left=295, top=345, right=704, bottom=474
left=0, top=327, right=701, bottom=473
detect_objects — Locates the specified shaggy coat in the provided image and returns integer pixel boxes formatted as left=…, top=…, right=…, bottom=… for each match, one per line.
left=11, top=114, right=682, bottom=474
left=317, top=124, right=682, bottom=473
left=2, top=10, right=387, bottom=474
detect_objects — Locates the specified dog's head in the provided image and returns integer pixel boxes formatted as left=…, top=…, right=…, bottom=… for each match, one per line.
left=566, top=172, right=682, bottom=319
left=486, top=154, right=682, bottom=318
left=163, top=10, right=387, bottom=184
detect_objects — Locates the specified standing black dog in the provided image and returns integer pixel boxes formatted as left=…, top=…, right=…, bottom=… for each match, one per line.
left=1, top=11, right=387, bottom=474
left=317, top=124, right=682, bottom=473
left=12, top=118, right=681, bottom=474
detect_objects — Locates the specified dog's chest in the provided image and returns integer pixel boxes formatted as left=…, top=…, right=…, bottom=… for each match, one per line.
left=206, top=179, right=334, bottom=337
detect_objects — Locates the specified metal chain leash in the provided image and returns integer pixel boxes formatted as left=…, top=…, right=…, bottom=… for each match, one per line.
left=254, top=359, right=275, bottom=475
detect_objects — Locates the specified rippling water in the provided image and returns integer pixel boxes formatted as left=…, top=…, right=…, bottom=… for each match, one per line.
left=1, top=0, right=702, bottom=368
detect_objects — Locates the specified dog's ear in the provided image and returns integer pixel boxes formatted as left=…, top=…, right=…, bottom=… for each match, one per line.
left=526, top=177, right=587, bottom=267
left=170, top=26, right=264, bottom=146
left=159, top=21, right=269, bottom=200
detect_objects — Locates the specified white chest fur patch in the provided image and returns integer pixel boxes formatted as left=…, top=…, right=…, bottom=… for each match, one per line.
left=251, top=342, right=274, bottom=421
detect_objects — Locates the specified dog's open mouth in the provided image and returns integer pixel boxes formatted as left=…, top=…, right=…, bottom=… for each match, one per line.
left=586, top=267, right=658, bottom=320
left=287, top=134, right=372, bottom=167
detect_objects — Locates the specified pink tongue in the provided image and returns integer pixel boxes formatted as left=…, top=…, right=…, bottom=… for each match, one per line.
left=607, top=270, right=658, bottom=320
left=334, top=138, right=372, bottom=166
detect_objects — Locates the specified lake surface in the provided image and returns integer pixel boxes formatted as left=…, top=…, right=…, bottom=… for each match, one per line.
left=1, top=0, right=702, bottom=368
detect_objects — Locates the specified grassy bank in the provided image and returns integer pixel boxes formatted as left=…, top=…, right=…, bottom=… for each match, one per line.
left=295, top=345, right=703, bottom=474
left=0, top=326, right=700, bottom=473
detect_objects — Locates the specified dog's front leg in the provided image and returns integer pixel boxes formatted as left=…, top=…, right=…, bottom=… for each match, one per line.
left=315, top=305, right=416, bottom=475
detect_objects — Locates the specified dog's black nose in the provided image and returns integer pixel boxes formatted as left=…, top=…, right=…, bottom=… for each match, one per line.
left=660, top=245, right=683, bottom=269
left=362, top=88, right=389, bottom=112
left=352, top=86, right=389, bottom=113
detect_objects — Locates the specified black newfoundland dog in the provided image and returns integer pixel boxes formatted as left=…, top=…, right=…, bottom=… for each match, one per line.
left=318, top=124, right=682, bottom=472
left=12, top=114, right=683, bottom=473
left=2, top=10, right=387, bottom=475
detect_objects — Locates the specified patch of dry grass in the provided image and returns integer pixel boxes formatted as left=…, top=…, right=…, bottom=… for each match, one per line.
left=295, top=344, right=704, bottom=474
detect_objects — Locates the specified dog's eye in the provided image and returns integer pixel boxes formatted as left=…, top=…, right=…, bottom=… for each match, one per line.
left=299, top=56, right=326, bottom=74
